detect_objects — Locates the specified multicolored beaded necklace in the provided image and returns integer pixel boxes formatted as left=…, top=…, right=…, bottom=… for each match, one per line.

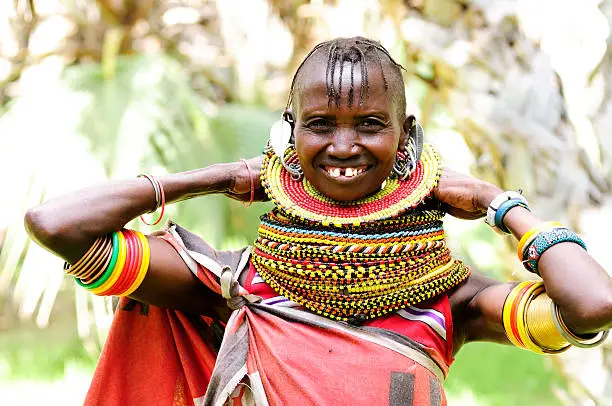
left=251, top=144, right=471, bottom=322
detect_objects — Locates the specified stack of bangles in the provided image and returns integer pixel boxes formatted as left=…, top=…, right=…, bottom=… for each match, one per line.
left=64, top=229, right=151, bottom=296
left=517, top=221, right=587, bottom=275
left=500, top=217, right=608, bottom=352
left=502, top=281, right=609, bottom=353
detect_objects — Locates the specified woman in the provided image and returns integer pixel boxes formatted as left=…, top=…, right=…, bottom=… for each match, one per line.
left=25, top=37, right=612, bottom=405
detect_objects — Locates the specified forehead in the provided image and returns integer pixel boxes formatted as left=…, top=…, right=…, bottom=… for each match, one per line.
left=295, top=57, right=395, bottom=116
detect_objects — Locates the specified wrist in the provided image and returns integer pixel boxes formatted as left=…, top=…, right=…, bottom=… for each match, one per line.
left=484, top=189, right=530, bottom=234
left=477, top=184, right=503, bottom=211
left=503, top=206, right=540, bottom=237
left=182, top=163, right=237, bottom=196
left=227, top=161, right=243, bottom=192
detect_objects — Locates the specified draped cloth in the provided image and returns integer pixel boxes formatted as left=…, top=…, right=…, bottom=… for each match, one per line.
left=84, top=222, right=450, bottom=406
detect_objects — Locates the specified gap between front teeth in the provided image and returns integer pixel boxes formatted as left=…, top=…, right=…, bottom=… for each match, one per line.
left=327, top=167, right=364, bottom=178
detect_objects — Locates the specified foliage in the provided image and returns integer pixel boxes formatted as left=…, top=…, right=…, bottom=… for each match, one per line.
left=2, top=0, right=612, bottom=404
left=0, top=53, right=275, bottom=349
left=446, top=342, right=568, bottom=406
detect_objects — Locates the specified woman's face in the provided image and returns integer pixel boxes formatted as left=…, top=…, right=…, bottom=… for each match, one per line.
left=289, top=60, right=408, bottom=201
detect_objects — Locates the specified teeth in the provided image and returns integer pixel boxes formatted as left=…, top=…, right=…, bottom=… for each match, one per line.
left=346, top=168, right=365, bottom=177
left=328, top=167, right=341, bottom=177
left=326, top=167, right=364, bottom=178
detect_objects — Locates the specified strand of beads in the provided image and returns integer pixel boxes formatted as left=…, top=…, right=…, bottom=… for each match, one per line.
left=251, top=209, right=470, bottom=321
left=261, top=143, right=442, bottom=226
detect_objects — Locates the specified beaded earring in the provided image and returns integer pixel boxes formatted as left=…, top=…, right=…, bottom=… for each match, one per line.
left=392, top=117, right=424, bottom=180
left=268, top=114, right=303, bottom=180
left=409, top=116, right=424, bottom=162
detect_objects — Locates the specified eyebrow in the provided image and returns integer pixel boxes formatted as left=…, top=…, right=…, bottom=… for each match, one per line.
left=354, top=112, right=389, bottom=119
left=301, top=110, right=390, bottom=119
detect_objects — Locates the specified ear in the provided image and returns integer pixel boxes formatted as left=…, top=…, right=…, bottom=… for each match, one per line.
left=405, top=115, right=424, bottom=162
left=283, top=109, right=295, bottom=143
left=283, top=109, right=295, bottom=128
left=399, top=114, right=414, bottom=149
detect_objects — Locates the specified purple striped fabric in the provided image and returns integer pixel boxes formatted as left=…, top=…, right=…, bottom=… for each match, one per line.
left=397, top=306, right=446, bottom=339
left=263, top=296, right=290, bottom=306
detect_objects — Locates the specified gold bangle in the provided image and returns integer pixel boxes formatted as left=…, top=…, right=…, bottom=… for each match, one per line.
left=502, top=281, right=541, bottom=351
left=552, top=304, right=609, bottom=348
left=515, top=283, right=547, bottom=353
left=525, top=291, right=570, bottom=353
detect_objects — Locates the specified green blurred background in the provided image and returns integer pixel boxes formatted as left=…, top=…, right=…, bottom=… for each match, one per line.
left=1, top=1, right=612, bottom=404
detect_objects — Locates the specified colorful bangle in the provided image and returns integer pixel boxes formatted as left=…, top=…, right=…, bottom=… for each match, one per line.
left=104, top=230, right=139, bottom=296
left=523, top=227, right=587, bottom=275
left=516, top=221, right=563, bottom=260
left=89, top=231, right=128, bottom=295
left=514, top=282, right=546, bottom=353
left=502, top=281, right=570, bottom=354
left=122, top=232, right=151, bottom=296
left=110, top=229, right=139, bottom=294
left=115, top=230, right=143, bottom=294
left=493, top=199, right=530, bottom=234
left=72, top=230, right=151, bottom=297
left=502, top=281, right=534, bottom=349
left=118, top=230, right=144, bottom=294
left=552, top=303, right=609, bottom=348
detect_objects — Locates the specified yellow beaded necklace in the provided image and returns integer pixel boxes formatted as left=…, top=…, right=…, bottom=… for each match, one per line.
left=252, top=143, right=470, bottom=322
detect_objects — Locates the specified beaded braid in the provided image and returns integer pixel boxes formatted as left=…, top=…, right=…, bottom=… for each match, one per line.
left=251, top=143, right=471, bottom=322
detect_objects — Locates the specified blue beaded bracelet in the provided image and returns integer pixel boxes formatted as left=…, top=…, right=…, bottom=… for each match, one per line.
left=523, top=228, right=587, bottom=275
left=494, top=199, right=530, bottom=234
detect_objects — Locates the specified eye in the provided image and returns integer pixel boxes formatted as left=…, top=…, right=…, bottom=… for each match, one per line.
left=305, top=118, right=334, bottom=132
left=358, top=118, right=385, bottom=132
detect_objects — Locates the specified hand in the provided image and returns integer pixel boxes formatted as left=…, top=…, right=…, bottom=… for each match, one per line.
left=224, top=156, right=269, bottom=203
left=433, top=168, right=502, bottom=220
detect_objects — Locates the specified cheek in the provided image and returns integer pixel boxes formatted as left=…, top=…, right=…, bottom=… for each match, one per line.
left=366, top=134, right=399, bottom=163
left=295, top=133, right=322, bottom=166
left=294, top=136, right=309, bottom=164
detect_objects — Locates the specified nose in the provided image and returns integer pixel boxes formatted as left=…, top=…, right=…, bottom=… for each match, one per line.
left=327, top=129, right=359, bottom=159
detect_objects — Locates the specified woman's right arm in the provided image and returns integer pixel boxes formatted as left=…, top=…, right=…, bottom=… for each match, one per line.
left=24, top=157, right=263, bottom=317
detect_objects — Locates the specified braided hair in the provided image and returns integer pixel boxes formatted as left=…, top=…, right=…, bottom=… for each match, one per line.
left=287, top=37, right=406, bottom=117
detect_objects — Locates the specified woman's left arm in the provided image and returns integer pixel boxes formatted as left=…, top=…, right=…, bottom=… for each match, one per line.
left=503, top=207, right=612, bottom=334
left=436, top=168, right=612, bottom=344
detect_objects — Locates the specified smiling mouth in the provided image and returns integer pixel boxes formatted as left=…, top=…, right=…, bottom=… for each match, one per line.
left=321, top=165, right=370, bottom=181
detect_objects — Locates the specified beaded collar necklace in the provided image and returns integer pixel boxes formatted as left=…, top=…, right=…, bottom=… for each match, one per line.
left=252, top=144, right=471, bottom=322
left=262, top=144, right=442, bottom=226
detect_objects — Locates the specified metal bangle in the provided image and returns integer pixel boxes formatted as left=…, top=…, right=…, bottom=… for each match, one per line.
left=552, top=302, right=609, bottom=348
left=138, top=173, right=161, bottom=212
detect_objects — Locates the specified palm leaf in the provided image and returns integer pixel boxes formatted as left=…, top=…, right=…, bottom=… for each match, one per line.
left=0, top=53, right=276, bottom=347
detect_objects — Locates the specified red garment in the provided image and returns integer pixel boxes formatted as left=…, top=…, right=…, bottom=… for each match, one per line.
left=244, top=262, right=454, bottom=371
left=85, top=224, right=452, bottom=405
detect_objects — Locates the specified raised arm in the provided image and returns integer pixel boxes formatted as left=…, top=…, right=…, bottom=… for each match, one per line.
left=24, top=157, right=264, bottom=317
left=435, top=169, right=612, bottom=351
left=502, top=207, right=612, bottom=333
